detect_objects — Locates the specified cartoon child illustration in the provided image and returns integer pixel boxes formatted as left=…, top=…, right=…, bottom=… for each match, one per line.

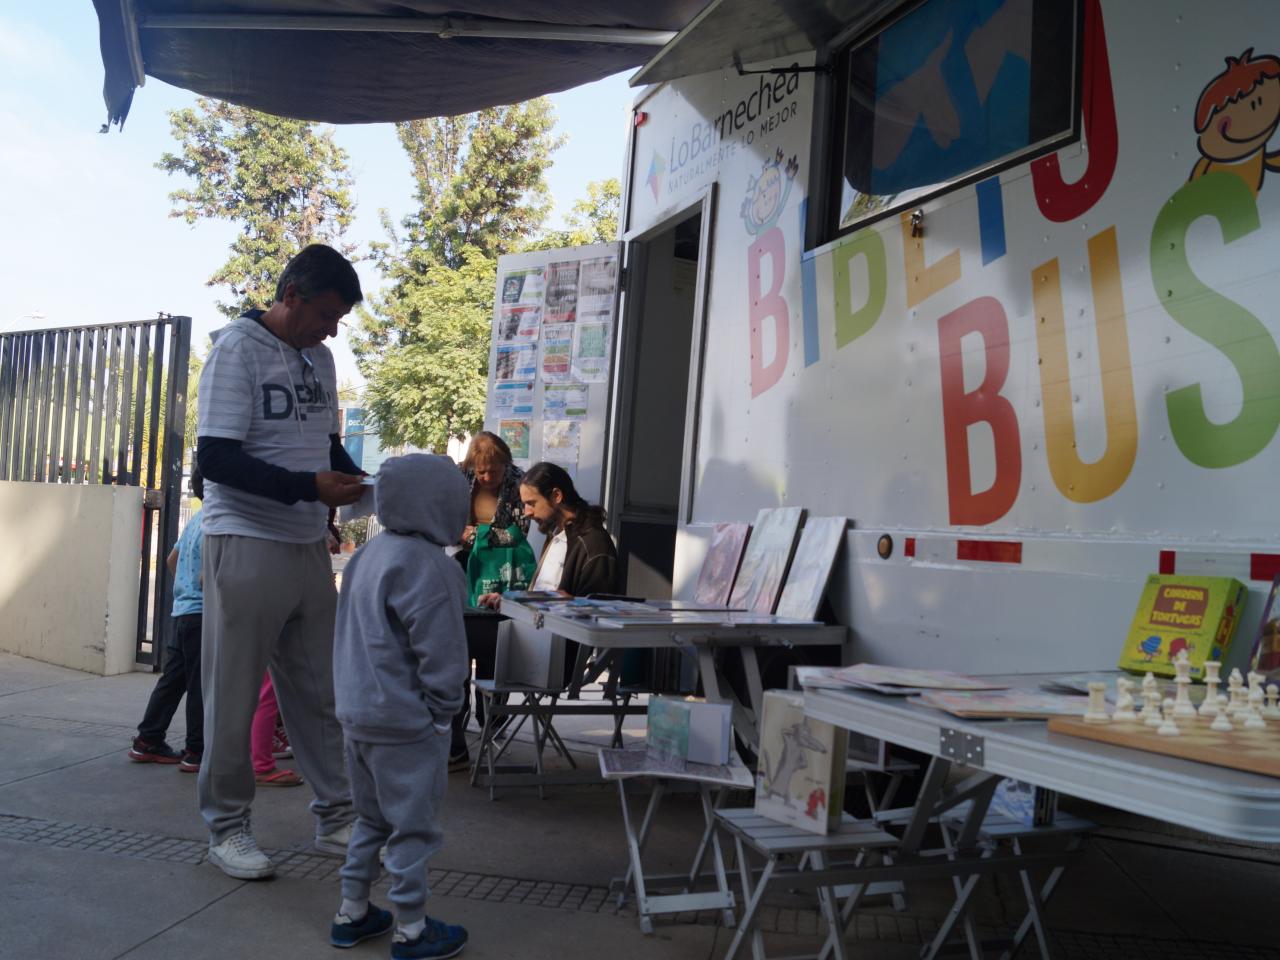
left=741, top=149, right=800, bottom=235
left=1189, top=49, right=1280, bottom=194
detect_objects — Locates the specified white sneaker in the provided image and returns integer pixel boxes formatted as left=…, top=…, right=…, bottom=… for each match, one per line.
left=208, top=827, right=275, bottom=879
left=315, top=821, right=354, bottom=856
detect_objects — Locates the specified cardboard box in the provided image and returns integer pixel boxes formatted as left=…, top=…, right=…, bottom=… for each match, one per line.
left=493, top=621, right=565, bottom=689
left=1118, top=574, right=1247, bottom=680
left=646, top=697, right=732, bottom=766
left=753, top=690, right=847, bottom=835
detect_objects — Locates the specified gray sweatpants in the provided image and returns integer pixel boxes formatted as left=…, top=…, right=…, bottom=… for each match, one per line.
left=340, top=733, right=449, bottom=925
left=197, top=534, right=353, bottom=843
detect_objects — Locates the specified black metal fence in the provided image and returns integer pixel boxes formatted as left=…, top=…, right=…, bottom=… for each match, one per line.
left=0, top=316, right=191, bottom=666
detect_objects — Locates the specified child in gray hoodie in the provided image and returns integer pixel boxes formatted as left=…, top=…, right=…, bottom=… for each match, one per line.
left=329, top=454, right=470, bottom=959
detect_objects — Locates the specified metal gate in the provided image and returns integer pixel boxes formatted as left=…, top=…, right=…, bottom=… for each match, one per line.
left=0, top=316, right=191, bottom=666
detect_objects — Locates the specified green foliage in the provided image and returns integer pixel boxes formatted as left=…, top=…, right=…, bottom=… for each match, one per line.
left=373, top=100, right=563, bottom=279
left=339, top=516, right=371, bottom=547
left=183, top=343, right=205, bottom=460
left=355, top=100, right=563, bottom=449
left=357, top=248, right=496, bottom=451
left=525, top=178, right=621, bottom=250
left=157, top=99, right=358, bottom=319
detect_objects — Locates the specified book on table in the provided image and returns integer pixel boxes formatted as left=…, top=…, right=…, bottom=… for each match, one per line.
left=753, top=690, right=847, bottom=835
left=646, top=696, right=732, bottom=766
left=1117, top=574, right=1247, bottom=680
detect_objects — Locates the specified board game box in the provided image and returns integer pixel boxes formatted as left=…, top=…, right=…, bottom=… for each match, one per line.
left=1117, top=575, right=1247, bottom=680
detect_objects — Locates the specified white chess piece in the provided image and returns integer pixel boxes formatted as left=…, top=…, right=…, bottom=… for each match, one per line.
left=1199, top=661, right=1222, bottom=718
left=1157, top=698, right=1180, bottom=736
left=1173, top=652, right=1196, bottom=718
left=1084, top=682, right=1110, bottom=723
left=1245, top=684, right=1267, bottom=730
left=1113, top=677, right=1137, bottom=722
left=1140, top=673, right=1162, bottom=726
left=1211, top=707, right=1234, bottom=732
left=1226, top=670, right=1245, bottom=716
left=1266, top=684, right=1280, bottom=719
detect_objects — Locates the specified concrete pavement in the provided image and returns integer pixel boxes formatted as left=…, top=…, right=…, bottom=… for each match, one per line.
left=2, top=651, right=1278, bottom=960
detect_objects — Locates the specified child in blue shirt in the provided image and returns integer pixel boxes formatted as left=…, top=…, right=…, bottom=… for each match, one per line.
left=129, top=466, right=205, bottom=772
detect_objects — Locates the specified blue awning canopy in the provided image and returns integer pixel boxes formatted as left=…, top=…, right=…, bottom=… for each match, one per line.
left=92, top=0, right=707, bottom=128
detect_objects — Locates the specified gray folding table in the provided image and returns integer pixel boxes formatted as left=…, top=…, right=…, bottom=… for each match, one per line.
left=498, top=598, right=848, bottom=747
left=793, top=674, right=1280, bottom=959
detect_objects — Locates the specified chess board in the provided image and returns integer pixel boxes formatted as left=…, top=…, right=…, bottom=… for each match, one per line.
left=1048, top=715, right=1280, bottom=778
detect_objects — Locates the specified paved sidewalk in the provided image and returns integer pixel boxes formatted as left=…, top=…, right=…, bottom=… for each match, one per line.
left=2, top=652, right=1278, bottom=960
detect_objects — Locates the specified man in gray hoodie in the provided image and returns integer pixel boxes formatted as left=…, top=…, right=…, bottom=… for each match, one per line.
left=328, top=454, right=470, bottom=959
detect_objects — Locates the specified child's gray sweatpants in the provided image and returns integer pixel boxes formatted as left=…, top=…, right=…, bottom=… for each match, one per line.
left=340, top=732, right=450, bottom=925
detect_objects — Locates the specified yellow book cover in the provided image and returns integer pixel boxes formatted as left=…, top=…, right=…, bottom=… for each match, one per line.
left=1118, top=575, right=1247, bottom=679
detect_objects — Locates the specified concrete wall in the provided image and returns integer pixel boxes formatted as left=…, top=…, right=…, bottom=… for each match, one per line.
left=0, top=481, right=143, bottom=675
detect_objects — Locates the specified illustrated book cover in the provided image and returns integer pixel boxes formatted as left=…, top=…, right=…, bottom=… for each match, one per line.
left=646, top=696, right=732, bottom=766
left=1248, top=574, right=1280, bottom=677
left=729, top=507, right=804, bottom=614
left=754, top=690, right=847, bottom=835
left=1117, top=574, right=1247, bottom=679
left=774, top=516, right=848, bottom=620
left=693, top=522, right=752, bottom=607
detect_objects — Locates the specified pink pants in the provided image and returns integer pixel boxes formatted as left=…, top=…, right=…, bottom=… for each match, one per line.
left=251, top=672, right=280, bottom=775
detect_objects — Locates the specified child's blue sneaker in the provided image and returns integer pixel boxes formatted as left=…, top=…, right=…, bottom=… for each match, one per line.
left=391, top=917, right=468, bottom=959
left=330, top=903, right=393, bottom=948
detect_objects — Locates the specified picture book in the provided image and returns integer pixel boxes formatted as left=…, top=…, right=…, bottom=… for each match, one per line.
left=645, top=697, right=732, bottom=766
left=1248, top=574, right=1280, bottom=678
left=774, top=516, right=848, bottom=620
left=754, top=690, right=847, bottom=835
left=693, top=522, right=751, bottom=607
left=1117, top=574, right=1247, bottom=679
left=729, top=507, right=804, bottom=614
left=835, top=663, right=1008, bottom=691
left=914, top=689, right=1087, bottom=719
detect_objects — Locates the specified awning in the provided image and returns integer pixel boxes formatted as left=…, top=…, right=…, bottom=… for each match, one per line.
left=92, top=1, right=707, bottom=128
left=629, top=0, right=902, bottom=87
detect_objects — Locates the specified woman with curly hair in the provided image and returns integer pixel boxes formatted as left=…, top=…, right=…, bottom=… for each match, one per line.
left=450, top=432, right=534, bottom=770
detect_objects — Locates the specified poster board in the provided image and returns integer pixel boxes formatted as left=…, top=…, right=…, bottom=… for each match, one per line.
left=485, top=243, right=622, bottom=505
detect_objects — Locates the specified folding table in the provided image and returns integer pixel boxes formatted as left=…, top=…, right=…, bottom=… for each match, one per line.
left=599, top=747, right=754, bottom=933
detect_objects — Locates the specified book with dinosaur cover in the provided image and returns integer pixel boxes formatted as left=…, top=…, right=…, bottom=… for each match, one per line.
left=1117, top=574, right=1247, bottom=680
left=753, top=690, right=847, bottom=835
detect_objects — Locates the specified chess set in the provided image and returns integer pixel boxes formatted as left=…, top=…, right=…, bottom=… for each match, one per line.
left=1048, top=652, right=1280, bottom=779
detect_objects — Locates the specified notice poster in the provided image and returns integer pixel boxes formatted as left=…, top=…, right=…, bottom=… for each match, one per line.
left=540, top=323, right=574, bottom=383
left=499, top=419, right=532, bottom=459
left=543, top=420, right=581, bottom=469
left=494, top=380, right=535, bottom=417
left=572, top=322, right=612, bottom=382
left=495, top=342, right=537, bottom=382
left=497, top=304, right=540, bottom=342
left=501, top=267, right=545, bottom=307
left=543, top=261, right=580, bottom=323
left=543, top=382, right=588, bottom=421
left=577, top=257, right=617, bottom=323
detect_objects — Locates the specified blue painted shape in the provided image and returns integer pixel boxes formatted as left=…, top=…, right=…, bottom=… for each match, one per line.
left=798, top=199, right=820, bottom=367
left=976, top=175, right=1006, bottom=265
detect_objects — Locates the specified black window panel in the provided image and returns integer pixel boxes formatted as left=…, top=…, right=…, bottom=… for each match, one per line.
left=835, top=0, right=1079, bottom=234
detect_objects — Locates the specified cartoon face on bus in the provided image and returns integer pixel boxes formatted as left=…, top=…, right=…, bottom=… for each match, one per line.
left=1190, top=48, right=1280, bottom=194
left=741, top=149, right=800, bottom=235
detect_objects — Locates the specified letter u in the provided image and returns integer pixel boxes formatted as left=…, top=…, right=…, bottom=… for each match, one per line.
left=1032, top=226, right=1137, bottom=502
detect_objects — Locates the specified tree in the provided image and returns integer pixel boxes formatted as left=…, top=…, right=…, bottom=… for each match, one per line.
left=358, top=248, right=495, bottom=451
left=157, top=99, right=357, bottom=318
left=526, top=178, right=622, bottom=250
left=354, top=100, right=562, bottom=448
left=374, top=99, right=563, bottom=280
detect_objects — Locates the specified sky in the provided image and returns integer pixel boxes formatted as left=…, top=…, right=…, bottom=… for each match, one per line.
left=0, top=8, right=639, bottom=386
